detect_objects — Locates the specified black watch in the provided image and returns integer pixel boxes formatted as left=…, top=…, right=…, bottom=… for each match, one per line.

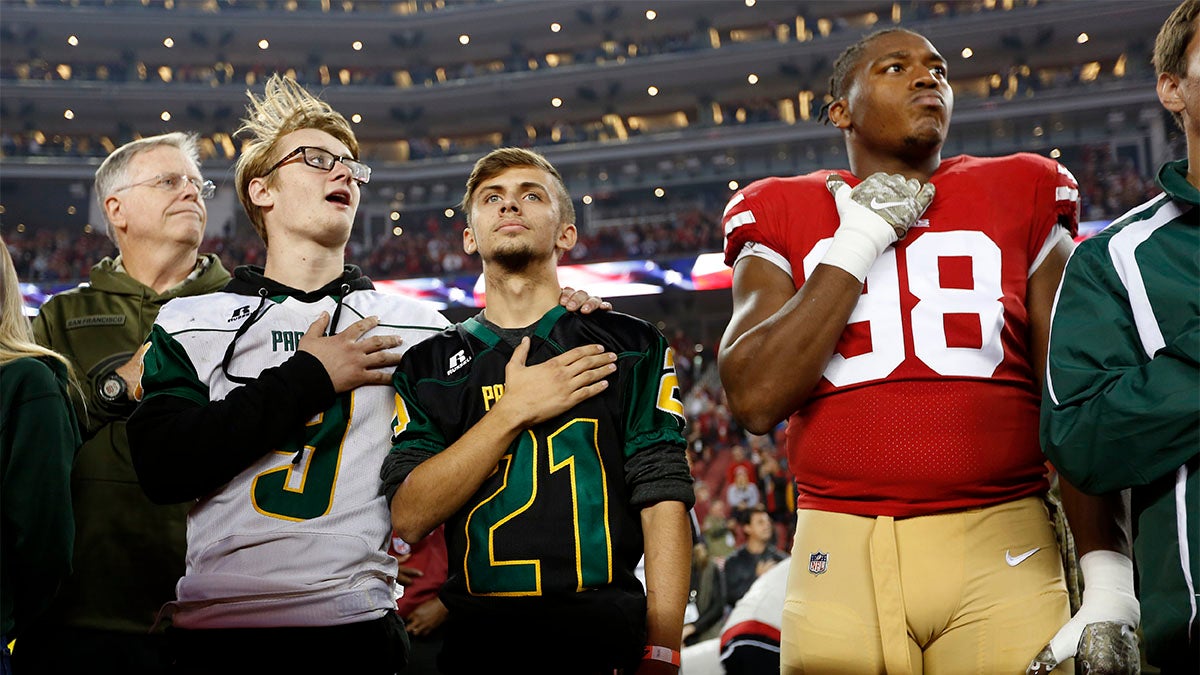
left=98, top=371, right=129, bottom=406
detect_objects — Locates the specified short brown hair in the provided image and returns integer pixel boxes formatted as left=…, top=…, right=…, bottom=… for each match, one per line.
left=460, top=147, right=574, bottom=228
left=1153, top=0, right=1200, bottom=130
left=233, top=74, right=359, bottom=244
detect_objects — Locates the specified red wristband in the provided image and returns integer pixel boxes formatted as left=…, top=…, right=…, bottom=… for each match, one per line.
left=642, top=645, right=681, bottom=666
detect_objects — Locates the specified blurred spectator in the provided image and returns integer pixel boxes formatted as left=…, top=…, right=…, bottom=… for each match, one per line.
left=719, top=557, right=790, bottom=675
left=756, top=454, right=795, bottom=551
left=724, top=465, right=761, bottom=527
left=723, top=444, right=758, bottom=488
left=682, top=540, right=726, bottom=648
left=390, top=526, right=449, bottom=674
left=722, top=507, right=787, bottom=609
left=701, top=499, right=736, bottom=560
left=690, top=477, right=713, bottom=526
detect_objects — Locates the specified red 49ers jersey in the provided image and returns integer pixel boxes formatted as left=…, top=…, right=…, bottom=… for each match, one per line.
left=722, top=154, right=1079, bottom=517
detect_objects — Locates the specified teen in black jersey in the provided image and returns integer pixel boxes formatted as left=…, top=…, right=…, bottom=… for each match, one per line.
left=383, top=148, right=693, bottom=674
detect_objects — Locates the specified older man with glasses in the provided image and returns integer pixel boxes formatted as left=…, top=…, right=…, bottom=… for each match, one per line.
left=21, top=131, right=231, bottom=674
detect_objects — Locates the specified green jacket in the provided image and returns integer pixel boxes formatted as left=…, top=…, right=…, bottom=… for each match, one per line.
left=30, top=254, right=230, bottom=634
left=0, top=357, right=80, bottom=639
left=1041, top=159, right=1199, bottom=668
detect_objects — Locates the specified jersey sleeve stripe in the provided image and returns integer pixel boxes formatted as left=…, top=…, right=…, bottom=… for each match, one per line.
left=724, top=209, right=757, bottom=238
left=1055, top=186, right=1079, bottom=203
left=734, top=242, right=793, bottom=279
left=1029, top=225, right=1071, bottom=278
left=722, top=192, right=745, bottom=217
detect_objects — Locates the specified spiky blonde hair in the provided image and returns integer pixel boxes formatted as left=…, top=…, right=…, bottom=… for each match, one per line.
left=233, top=74, right=359, bottom=243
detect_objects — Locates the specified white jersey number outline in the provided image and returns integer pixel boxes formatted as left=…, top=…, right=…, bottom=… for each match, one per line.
left=802, top=230, right=1005, bottom=386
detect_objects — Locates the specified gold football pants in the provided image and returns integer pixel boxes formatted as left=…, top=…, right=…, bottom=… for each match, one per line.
left=781, top=497, right=1073, bottom=674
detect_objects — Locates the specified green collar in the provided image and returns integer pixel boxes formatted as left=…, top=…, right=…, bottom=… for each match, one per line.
left=1156, top=159, right=1199, bottom=206
left=463, top=305, right=566, bottom=347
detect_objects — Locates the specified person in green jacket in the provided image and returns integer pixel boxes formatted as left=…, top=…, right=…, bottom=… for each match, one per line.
left=18, top=132, right=231, bottom=674
left=1041, top=2, right=1200, bottom=672
left=0, top=236, right=81, bottom=674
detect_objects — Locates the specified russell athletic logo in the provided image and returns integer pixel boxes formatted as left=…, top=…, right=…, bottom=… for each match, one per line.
left=447, top=349, right=470, bottom=375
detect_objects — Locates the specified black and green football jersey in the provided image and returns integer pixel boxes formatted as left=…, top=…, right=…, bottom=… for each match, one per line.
left=384, top=305, right=693, bottom=613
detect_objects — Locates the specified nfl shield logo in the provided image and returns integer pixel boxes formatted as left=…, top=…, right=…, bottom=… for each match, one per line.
left=808, top=551, right=829, bottom=576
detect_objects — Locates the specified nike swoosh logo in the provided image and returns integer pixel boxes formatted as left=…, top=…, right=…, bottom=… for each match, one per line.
left=869, top=197, right=910, bottom=210
left=1005, top=547, right=1041, bottom=566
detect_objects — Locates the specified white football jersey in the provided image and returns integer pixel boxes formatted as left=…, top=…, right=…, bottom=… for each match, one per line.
left=143, top=288, right=449, bottom=628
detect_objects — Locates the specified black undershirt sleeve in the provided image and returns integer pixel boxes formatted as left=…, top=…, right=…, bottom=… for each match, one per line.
left=128, top=351, right=336, bottom=504
left=624, top=442, right=696, bottom=509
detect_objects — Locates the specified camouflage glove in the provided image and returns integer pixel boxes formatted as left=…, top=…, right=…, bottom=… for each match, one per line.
left=1027, top=551, right=1141, bottom=674
left=1029, top=623, right=1140, bottom=674
left=822, top=172, right=935, bottom=282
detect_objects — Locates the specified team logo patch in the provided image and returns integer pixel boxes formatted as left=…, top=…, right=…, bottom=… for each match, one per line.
left=808, top=551, right=829, bottom=576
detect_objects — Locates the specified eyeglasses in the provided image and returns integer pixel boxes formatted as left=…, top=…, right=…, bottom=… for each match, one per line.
left=265, top=146, right=372, bottom=185
left=113, top=173, right=216, bottom=199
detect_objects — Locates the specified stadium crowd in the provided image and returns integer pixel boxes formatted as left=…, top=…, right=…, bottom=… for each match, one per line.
left=7, top=143, right=1160, bottom=286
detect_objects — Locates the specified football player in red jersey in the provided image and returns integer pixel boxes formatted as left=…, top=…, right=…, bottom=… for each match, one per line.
left=718, top=28, right=1138, bottom=673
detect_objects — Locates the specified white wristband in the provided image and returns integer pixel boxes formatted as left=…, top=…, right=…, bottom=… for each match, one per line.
left=1079, top=550, right=1140, bottom=622
left=1047, top=550, right=1140, bottom=662
left=820, top=210, right=897, bottom=282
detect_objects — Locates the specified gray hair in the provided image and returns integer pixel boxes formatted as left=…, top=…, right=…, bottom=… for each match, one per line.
left=94, top=131, right=201, bottom=242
